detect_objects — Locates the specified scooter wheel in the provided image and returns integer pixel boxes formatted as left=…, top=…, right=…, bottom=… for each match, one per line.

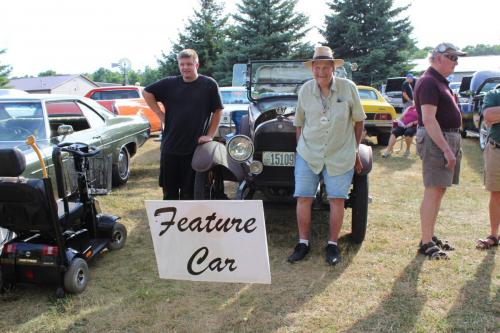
left=64, top=258, right=89, bottom=294
left=108, top=223, right=127, bottom=250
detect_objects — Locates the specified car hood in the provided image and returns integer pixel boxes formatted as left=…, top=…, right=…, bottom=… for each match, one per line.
left=360, top=99, right=390, bottom=108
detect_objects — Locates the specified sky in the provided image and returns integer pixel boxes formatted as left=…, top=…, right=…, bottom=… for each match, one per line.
left=2, top=0, right=499, bottom=77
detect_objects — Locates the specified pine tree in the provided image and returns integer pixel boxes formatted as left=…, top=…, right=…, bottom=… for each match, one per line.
left=0, top=49, right=12, bottom=88
left=214, top=0, right=311, bottom=85
left=323, top=0, right=414, bottom=86
left=157, top=0, right=228, bottom=79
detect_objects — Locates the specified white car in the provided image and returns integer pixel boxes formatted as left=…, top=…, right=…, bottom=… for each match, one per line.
left=218, top=86, right=249, bottom=137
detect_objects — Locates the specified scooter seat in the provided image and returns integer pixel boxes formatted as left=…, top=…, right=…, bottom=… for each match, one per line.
left=0, top=177, right=57, bottom=233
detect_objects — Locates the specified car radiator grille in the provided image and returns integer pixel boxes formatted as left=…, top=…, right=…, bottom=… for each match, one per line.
left=253, top=119, right=296, bottom=186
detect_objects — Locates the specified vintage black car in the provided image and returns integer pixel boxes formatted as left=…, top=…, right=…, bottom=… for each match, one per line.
left=459, top=70, right=500, bottom=149
left=191, top=60, right=373, bottom=243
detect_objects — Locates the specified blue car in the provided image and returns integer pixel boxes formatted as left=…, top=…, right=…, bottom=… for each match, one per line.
left=458, top=70, right=500, bottom=149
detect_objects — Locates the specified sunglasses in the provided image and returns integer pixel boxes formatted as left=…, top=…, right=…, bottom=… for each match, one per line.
left=443, top=53, right=458, bottom=62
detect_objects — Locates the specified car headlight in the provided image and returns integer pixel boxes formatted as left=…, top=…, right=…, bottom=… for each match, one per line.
left=227, top=135, right=254, bottom=162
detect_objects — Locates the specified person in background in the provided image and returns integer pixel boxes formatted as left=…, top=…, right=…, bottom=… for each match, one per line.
left=414, top=42, right=466, bottom=259
left=402, top=73, right=415, bottom=110
left=288, top=46, right=365, bottom=266
left=143, top=49, right=223, bottom=200
left=382, top=102, right=419, bottom=158
left=476, top=84, right=500, bottom=249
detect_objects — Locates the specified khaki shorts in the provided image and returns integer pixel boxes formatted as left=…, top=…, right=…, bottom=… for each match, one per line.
left=416, top=128, right=462, bottom=188
left=484, top=142, right=500, bottom=192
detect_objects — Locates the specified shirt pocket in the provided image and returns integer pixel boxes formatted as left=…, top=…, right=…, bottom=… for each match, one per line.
left=332, top=101, right=349, bottom=124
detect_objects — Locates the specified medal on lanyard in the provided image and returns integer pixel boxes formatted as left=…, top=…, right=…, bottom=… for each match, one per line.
left=320, top=89, right=329, bottom=125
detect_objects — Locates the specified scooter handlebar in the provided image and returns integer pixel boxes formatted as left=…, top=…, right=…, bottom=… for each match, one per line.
left=59, top=142, right=100, bottom=158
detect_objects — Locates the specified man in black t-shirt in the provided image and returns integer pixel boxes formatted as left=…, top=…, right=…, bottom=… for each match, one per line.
left=143, top=49, right=223, bottom=200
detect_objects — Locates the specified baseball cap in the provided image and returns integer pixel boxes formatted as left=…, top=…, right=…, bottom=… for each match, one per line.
left=406, top=73, right=415, bottom=79
left=433, top=43, right=467, bottom=56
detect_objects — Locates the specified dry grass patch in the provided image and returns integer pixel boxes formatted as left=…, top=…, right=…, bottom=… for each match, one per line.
left=0, top=138, right=498, bottom=333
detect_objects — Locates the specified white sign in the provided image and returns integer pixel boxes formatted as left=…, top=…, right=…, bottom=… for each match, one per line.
left=145, top=200, right=271, bottom=284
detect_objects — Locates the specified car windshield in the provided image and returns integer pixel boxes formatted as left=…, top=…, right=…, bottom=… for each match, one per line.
left=248, top=61, right=355, bottom=101
left=90, top=89, right=140, bottom=100
left=479, top=80, right=500, bottom=94
left=249, top=61, right=312, bottom=101
left=221, top=90, right=249, bottom=105
left=0, top=101, right=47, bottom=141
left=358, top=89, right=378, bottom=100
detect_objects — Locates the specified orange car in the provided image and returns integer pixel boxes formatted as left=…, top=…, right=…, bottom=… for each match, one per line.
left=85, top=86, right=164, bottom=132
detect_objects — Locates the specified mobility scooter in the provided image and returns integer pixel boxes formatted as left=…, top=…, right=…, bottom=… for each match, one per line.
left=0, top=136, right=127, bottom=296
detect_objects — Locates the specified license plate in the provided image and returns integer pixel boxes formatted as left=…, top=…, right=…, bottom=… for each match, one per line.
left=262, top=151, right=295, bottom=167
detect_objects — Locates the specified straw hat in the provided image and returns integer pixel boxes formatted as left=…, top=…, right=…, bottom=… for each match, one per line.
left=304, top=46, right=344, bottom=68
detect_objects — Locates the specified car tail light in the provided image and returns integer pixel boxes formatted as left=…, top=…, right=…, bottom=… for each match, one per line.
left=4, top=243, right=16, bottom=253
left=42, top=245, right=59, bottom=256
left=374, top=113, right=392, bottom=121
left=25, top=270, right=34, bottom=280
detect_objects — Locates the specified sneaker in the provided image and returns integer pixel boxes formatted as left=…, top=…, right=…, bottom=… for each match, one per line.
left=382, top=151, right=391, bottom=158
left=403, top=149, right=411, bottom=157
left=287, top=243, right=309, bottom=263
left=325, top=244, right=341, bottom=265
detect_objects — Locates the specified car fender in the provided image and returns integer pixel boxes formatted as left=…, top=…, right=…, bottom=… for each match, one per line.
left=191, top=141, right=246, bottom=181
left=358, top=143, right=372, bottom=176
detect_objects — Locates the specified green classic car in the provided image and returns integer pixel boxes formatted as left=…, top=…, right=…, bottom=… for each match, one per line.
left=0, top=94, right=150, bottom=186
left=0, top=94, right=150, bottom=246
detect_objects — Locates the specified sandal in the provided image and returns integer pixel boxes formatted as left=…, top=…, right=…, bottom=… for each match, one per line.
left=475, top=235, right=499, bottom=250
left=432, top=236, right=455, bottom=251
left=418, top=241, right=449, bottom=260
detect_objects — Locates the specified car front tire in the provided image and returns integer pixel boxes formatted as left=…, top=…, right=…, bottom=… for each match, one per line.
left=351, top=174, right=369, bottom=244
left=112, top=146, right=130, bottom=186
left=194, top=167, right=227, bottom=200
left=377, top=133, right=391, bottom=146
left=479, top=118, right=488, bottom=151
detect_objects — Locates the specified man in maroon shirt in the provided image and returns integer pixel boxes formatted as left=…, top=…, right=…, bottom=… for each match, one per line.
left=414, top=43, right=466, bottom=259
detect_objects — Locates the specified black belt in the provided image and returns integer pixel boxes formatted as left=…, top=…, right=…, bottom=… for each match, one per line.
left=489, top=139, right=500, bottom=149
left=418, top=126, right=460, bottom=133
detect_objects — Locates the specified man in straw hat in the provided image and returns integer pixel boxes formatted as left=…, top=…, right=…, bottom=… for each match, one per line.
left=414, top=42, right=466, bottom=259
left=288, top=46, right=366, bottom=265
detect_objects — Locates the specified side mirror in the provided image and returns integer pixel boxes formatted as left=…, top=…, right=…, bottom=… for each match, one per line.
left=57, top=124, right=74, bottom=136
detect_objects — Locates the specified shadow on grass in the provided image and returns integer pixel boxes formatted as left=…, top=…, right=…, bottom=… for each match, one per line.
left=445, top=250, right=497, bottom=332
left=199, top=202, right=363, bottom=332
left=344, top=255, right=426, bottom=333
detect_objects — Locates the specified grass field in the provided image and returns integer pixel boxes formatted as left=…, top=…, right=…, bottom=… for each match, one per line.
left=0, top=137, right=498, bottom=333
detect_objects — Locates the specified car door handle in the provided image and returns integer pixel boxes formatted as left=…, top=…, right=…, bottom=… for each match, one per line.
left=93, top=136, right=102, bottom=140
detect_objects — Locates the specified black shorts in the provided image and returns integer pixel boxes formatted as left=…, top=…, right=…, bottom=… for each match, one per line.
left=392, top=126, right=417, bottom=138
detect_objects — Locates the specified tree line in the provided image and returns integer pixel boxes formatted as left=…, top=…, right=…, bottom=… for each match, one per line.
left=2, top=0, right=500, bottom=89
